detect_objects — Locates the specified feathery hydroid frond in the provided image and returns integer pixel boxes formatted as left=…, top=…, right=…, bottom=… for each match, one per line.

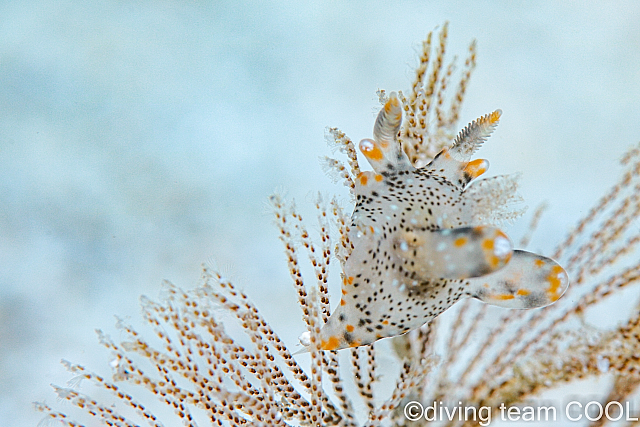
left=38, top=25, right=640, bottom=427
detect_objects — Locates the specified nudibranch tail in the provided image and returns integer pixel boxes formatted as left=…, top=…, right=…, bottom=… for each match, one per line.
left=395, top=226, right=513, bottom=280
left=469, top=250, right=569, bottom=309
left=450, top=109, right=502, bottom=162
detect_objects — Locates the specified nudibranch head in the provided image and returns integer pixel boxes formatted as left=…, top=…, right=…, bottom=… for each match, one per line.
left=316, top=93, right=569, bottom=351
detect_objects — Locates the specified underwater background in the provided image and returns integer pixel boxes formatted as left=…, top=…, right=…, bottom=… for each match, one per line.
left=1, top=1, right=640, bottom=426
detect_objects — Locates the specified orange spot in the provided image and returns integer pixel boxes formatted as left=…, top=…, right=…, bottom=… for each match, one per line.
left=374, top=174, right=383, bottom=182
left=463, top=159, right=488, bottom=179
left=349, top=340, right=362, bottom=348
left=440, top=147, right=451, bottom=159
left=488, top=255, right=500, bottom=269
left=342, top=289, right=347, bottom=295
left=546, top=265, right=565, bottom=301
left=489, top=109, right=502, bottom=124
left=321, top=336, right=340, bottom=351
left=369, top=226, right=375, bottom=234
left=382, top=320, right=389, bottom=325
left=364, top=145, right=384, bottom=161
left=340, top=299, right=346, bottom=306
left=347, top=276, right=355, bottom=285
left=346, top=325, right=354, bottom=332
left=384, top=96, right=400, bottom=112
left=454, top=237, right=468, bottom=247
left=516, top=289, right=530, bottom=296
left=495, top=294, right=515, bottom=300
left=482, top=238, right=494, bottom=250
left=357, top=173, right=368, bottom=186
left=534, top=259, right=545, bottom=268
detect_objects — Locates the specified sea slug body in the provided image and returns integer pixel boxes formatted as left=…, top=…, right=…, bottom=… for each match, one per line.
left=317, top=93, right=569, bottom=351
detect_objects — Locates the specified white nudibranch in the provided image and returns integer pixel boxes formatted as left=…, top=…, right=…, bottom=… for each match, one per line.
left=307, top=93, right=569, bottom=351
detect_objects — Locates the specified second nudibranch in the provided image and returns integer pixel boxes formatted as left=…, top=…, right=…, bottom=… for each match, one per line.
left=316, top=93, right=569, bottom=351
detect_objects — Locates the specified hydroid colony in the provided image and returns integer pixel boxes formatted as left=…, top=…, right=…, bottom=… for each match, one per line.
left=38, top=23, right=640, bottom=426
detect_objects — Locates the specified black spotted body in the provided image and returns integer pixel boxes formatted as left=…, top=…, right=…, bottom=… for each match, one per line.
left=317, top=94, right=569, bottom=351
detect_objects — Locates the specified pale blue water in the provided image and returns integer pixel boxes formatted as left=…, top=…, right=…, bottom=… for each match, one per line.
left=1, top=1, right=639, bottom=425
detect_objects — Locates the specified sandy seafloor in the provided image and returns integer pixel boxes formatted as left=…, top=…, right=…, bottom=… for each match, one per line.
left=1, top=1, right=640, bottom=426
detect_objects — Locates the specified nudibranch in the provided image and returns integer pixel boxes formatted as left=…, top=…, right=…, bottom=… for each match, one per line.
left=317, top=93, right=569, bottom=351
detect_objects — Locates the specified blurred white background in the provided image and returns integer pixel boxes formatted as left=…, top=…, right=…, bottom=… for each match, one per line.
left=1, top=1, right=639, bottom=425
